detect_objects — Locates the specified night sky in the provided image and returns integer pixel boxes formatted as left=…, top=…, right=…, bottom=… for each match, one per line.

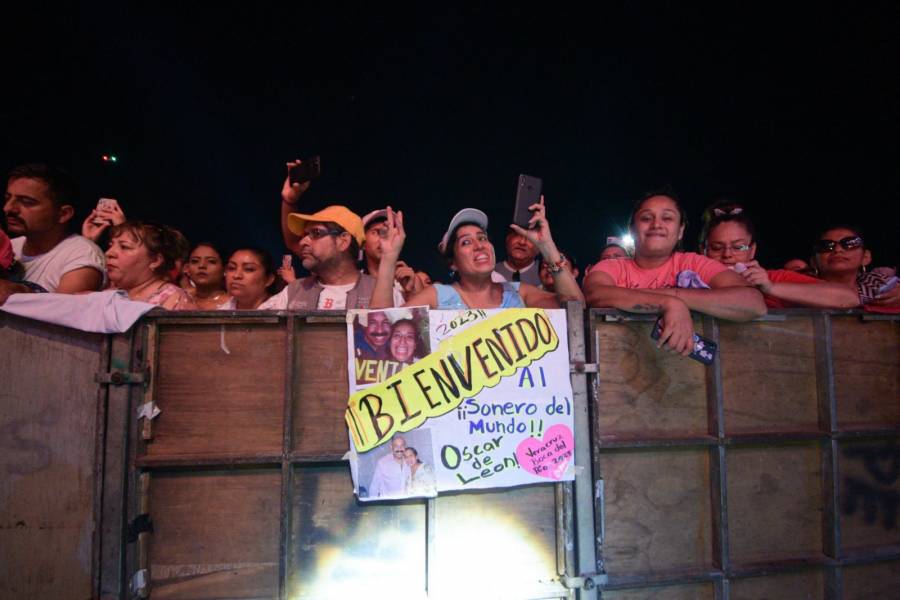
left=5, top=4, right=899, bottom=279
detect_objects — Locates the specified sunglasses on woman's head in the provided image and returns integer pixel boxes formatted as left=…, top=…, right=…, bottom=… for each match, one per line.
left=813, top=236, right=863, bottom=253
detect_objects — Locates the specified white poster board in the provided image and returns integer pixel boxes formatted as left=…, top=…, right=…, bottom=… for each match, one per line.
left=346, top=307, right=575, bottom=501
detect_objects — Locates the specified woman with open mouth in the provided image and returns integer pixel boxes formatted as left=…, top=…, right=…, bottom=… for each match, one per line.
left=367, top=200, right=583, bottom=310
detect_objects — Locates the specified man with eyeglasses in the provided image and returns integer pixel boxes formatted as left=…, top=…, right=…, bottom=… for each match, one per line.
left=367, top=434, right=410, bottom=498
left=272, top=161, right=404, bottom=310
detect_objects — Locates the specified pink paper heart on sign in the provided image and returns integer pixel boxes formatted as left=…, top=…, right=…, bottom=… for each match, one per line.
left=516, top=424, right=575, bottom=480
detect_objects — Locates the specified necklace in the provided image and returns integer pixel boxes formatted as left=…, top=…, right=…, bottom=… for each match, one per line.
left=131, top=278, right=167, bottom=301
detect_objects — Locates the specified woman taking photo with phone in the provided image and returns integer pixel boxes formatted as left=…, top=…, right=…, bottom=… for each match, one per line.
left=368, top=200, right=583, bottom=310
left=582, top=191, right=766, bottom=356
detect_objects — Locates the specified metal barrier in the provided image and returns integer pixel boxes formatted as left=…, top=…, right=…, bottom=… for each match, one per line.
left=1, top=308, right=897, bottom=599
left=588, top=310, right=899, bottom=599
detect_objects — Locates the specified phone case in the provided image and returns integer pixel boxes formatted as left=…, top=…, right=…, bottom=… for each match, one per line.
left=650, top=318, right=717, bottom=365
left=513, top=174, right=542, bottom=228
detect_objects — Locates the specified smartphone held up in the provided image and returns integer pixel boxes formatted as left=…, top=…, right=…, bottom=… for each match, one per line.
left=513, top=174, right=542, bottom=229
left=289, top=156, right=322, bottom=186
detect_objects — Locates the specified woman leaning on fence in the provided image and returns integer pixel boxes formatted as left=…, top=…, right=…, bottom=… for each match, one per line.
left=582, top=190, right=766, bottom=357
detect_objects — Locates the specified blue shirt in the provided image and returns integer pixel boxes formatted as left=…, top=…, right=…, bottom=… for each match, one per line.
left=434, top=282, right=524, bottom=309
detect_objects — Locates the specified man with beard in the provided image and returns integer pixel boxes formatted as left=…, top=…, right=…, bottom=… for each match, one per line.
left=266, top=160, right=403, bottom=310
left=0, top=164, right=104, bottom=304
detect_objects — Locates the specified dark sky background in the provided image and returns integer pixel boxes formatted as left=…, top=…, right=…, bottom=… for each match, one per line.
left=4, top=4, right=899, bottom=279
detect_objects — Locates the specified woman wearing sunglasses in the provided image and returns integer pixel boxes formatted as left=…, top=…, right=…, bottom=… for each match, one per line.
left=812, top=226, right=899, bottom=310
left=699, top=204, right=858, bottom=309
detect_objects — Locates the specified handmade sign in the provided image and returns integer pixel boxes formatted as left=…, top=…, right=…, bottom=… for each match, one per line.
left=346, top=307, right=575, bottom=501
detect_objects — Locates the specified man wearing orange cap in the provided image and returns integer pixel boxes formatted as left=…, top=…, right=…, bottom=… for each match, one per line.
left=270, top=160, right=403, bottom=310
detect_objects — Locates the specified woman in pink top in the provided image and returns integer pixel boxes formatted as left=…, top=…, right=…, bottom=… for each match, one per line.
left=583, top=191, right=766, bottom=356
left=105, top=222, right=196, bottom=310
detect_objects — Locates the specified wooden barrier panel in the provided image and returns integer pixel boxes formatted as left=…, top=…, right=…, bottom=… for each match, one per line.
left=838, top=437, right=900, bottom=552
left=147, top=469, right=281, bottom=599
left=601, top=583, right=715, bottom=599
left=831, top=318, right=900, bottom=430
left=726, top=443, right=824, bottom=565
left=729, top=569, right=824, bottom=600
left=291, top=322, right=350, bottom=458
left=719, top=318, right=819, bottom=434
left=590, top=310, right=900, bottom=599
left=0, top=314, right=105, bottom=600
left=841, top=561, right=900, bottom=600
left=3, top=309, right=896, bottom=599
left=594, top=319, right=709, bottom=441
left=598, top=448, right=713, bottom=575
left=132, top=313, right=572, bottom=600
left=289, top=464, right=426, bottom=599
left=144, top=324, right=286, bottom=463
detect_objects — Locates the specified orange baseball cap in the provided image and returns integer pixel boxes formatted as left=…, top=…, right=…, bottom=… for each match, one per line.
left=287, top=205, right=365, bottom=245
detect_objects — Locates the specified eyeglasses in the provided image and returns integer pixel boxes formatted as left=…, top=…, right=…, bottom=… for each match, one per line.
left=706, top=242, right=752, bottom=253
left=301, top=227, right=343, bottom=241
left=813, top=236, right=863, bottom=253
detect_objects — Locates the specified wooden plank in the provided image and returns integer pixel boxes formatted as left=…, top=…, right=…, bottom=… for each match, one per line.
left=831, top=318, right=900, bottom=429
left=594, top=320, right=709, bottom=438
left=726, top=444, right=824, bottom=565
left=601, top=582, right=715, bottom=600
left=841, top=560, right=900, bottom=600
left=291, top=323, right=350, bottom=457
left=148, top=469, right=281, bottom=599
left=289, top=465, right=426, bottom=599
left=597, top=448, right=713, bottom=576
left=146, top=324, right=285, bottom=459
left=837, top=437, right=900, bottom=552
left=718, top=319, right=819, bottom=434
left=0, top=315, right=104, bottom=600
left=728, top=569, right=824, bottom=600
left=431, top=484, right=565, bottom=599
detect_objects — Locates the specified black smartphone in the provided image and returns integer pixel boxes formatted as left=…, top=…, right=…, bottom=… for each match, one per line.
left=513, top=174, right=542, bottom=229
left=651, top=318, right=718, bottom=365
left=289, top=156, right=322, bottom=185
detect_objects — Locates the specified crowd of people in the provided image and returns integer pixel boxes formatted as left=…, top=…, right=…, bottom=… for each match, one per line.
left=2, top=161, right=898, bottom=354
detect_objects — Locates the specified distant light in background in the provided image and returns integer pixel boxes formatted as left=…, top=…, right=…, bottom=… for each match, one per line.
left=101, top=154, right=118, bottom=163
left=621, top=233, right=634, bottom=251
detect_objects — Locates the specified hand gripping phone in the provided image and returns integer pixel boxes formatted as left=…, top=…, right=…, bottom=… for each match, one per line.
left=289, top=156, right=322, bottom=185
left=513, top=174, right=542, bottom=229
left=651, top=318, right=718, bottom=365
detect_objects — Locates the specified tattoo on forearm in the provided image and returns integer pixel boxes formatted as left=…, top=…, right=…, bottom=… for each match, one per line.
left=631, top=304, right=662, bottom=312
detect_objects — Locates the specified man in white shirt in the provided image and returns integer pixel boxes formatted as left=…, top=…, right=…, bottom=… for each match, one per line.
left=367, top=435, right=410, bottom=498
left=1, top=164, right=105, bottom=304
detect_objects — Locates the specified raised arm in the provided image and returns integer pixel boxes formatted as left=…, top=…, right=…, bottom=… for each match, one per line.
left=512, top=197, right=584, bottom=308
left=279, top=159, right=312, bottom=253
left=370, top=207, right=404, bottom=308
